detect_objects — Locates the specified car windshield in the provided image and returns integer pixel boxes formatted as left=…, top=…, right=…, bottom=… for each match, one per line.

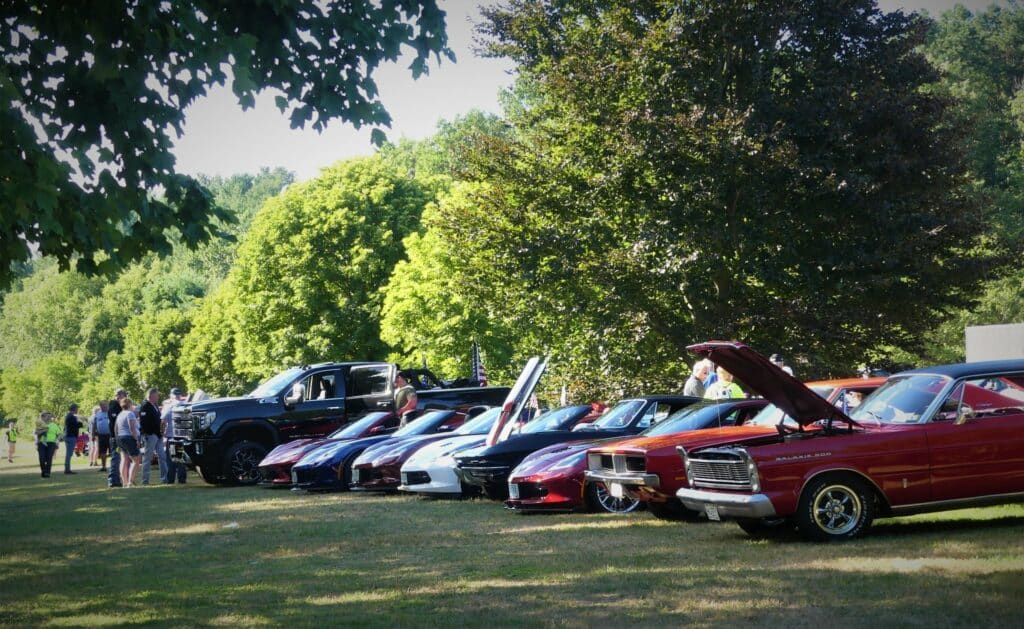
left=588, top=399, right=646, bottom=429
left=521, top=406, right=587, bottom=434
left=249, top=367, right=304, bottom=398
left=851, top=374, right=950, bottom=425
left=395, top=411, right=453, bottom=436
left=641, top=401, right=736, bottom=436
left=746, top=386, right=833, bottom=428
left=329, top=412, right=391, bottom=439
left=455, top=408, right=501, bottom=435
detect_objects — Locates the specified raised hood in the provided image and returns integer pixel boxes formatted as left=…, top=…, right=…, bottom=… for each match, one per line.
left=485, top=356, right=547, bottom=446
left=687, top=341, right=856, bottom=427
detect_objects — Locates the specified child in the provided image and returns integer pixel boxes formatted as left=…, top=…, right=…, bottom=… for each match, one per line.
left=5, top=421, right=17, bottom=463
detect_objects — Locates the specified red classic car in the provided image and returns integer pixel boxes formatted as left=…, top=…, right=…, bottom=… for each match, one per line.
left=674, top=342, right=1024, bottom=540
left=586, top=378, right=884, bottom=519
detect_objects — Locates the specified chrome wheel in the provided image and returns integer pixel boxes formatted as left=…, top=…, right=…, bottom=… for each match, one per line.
left=812, top=484, right=862, bottom=535
left=223, top=441, right=267, bottom=485
left=588, top=482, right=641, bottom=513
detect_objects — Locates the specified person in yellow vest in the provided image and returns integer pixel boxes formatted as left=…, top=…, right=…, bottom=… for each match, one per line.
left=36, top=412, right=60, bottom=478
left=704, top=367, right=745, bottom=400
left=5, top=420, right=18, bottom=463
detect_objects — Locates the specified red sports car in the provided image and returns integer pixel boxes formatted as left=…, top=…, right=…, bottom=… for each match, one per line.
left=506, top=398, right=769, bottom=514
left=257, top=412, right=397, bottom=485
left=586, top=376, right=884, bottom=519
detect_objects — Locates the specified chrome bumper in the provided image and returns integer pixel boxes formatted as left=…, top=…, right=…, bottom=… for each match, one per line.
left=676, top=488, right=777, bottom=519
left=585, top=469, right=660, bottom=488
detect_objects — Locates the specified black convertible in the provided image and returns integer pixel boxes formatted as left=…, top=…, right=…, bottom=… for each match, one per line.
left=455, top=395, right=700, bottom=500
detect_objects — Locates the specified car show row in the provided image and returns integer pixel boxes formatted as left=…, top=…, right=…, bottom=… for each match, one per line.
left=171, top=344, right=1024, bottom=541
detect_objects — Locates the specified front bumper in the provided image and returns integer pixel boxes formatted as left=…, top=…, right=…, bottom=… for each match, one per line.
left=457, top=464, right=512, bottom=487
left=584, top=469, right=660, bottom=488
left=398, top=463, right=463, bottom=495
left=675, top=488, right=777, bottom=519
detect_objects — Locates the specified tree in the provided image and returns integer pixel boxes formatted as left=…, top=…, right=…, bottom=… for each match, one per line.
left=0, top=261, right=103, bottom=372
left=455, top=0, right=989, bottom=383
left=178, top=281, right=249, bottom=397
left=380, top=184, right=518, bottom=381
left=195, top=155, right=433, bottom=384
left=115, top=309, right=192, bottom=396
left=0, top=353, right=85, bottom=426
left=0, top=1, right=452, bottom=289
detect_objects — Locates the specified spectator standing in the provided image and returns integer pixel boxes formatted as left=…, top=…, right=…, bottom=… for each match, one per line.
left=63, top=403, right=82, bottom=474
left=704, top=367, right=745, bottom=400
left=94, top=401, right=112, bottom=472
left=138, top=388, right=165, bottom=485
left=161, top=387, right=187, bottom=484
left=6, top=420, right=18, bottom=463
left=683, top=360, right=711, bottom=398
left=116, top=398, right=141, bottom=487
left=107, top=389, right=127, bottom=488
left=37, top=412, right=60, bottom=478
left=769, top=354, right=795, bottom=376
left=394, top=373, right=418, bottom=428
left=87, top=406, right=100, bottom=467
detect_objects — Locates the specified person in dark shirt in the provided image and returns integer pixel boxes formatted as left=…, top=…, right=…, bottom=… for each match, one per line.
left=63, top=403, right=82, bottom=474
left=138, top=388, right=166, bottom=485
left=107, top=389, right=126, bottom=488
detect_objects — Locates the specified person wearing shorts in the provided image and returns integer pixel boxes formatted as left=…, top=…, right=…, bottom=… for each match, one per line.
left=115, top=399, right=141, bottom=487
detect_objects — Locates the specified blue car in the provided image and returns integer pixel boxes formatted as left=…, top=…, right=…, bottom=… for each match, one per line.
left=290, top=410, right=466, bottom=491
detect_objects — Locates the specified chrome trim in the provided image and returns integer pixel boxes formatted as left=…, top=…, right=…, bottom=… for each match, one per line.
left=798, top=468, right=887, bottom=507
left=584, top=469, right=660, bottom=488
left=889, top=490, right=1024, bottom=517
left=676, top=487, right=777, bottom=519
left=685, top=446, right=754, bottom=491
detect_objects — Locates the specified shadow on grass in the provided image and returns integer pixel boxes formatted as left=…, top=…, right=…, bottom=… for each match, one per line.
left=3, top=456, right=1024, bottom=627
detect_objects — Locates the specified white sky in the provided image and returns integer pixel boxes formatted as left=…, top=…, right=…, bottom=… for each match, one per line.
left=171, top=0, right=1003, bottom=184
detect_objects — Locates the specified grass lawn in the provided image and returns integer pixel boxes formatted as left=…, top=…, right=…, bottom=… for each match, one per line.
left=2, top=445, right=1024, bottom=628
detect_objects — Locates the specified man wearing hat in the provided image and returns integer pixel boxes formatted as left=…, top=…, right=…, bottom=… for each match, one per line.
left=161, top=387, right=188, bottom=484
left=769, top=354, right=794, bottom=376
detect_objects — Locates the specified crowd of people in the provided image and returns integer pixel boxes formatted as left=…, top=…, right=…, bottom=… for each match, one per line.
left=682, top=353, right=794, bottom=400
left=13, top=386, right=190, bottom=486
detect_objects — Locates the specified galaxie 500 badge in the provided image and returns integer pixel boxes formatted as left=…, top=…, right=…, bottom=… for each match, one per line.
left=775, top=451, right=832, bottom=462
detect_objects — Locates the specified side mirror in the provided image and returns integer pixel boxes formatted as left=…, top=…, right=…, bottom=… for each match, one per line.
left=954, top=404, right=975, bottom=425
left=284, top=383, right=305, bottom=407
left=370, top=425, right=387, bottom=434
left=437, top=424, right=455, bottom=432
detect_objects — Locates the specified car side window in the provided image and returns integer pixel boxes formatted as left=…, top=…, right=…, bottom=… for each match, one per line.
left=349, top=366, right=391, bottom=397
left=309, top=371, right=342, bottom=400
left=933, top=375, right=1024, bottom=423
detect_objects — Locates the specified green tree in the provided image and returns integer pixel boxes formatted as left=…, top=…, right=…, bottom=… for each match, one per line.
left=455, top=0, right=989, bottom=384
left=0, top=353, right=86, bottom=426
left=380, top=184, right=518, bottom=380
left=0, top=261, right=103, bottom=372
left=197, top=156, right=433, bottom=384
left=178, top=282, right=249, bottom=397
left=0, top=1, right=452, bottom=289
left=118, top=309, right=192, bottom=395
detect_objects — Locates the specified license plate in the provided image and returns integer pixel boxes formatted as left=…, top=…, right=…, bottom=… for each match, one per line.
left=609, top=482, right=624, bottom=498
left=400, top=472, right=409, bottom=485
left=508, top=483, right=520, bottom=499
left=704, top=504, right=721, bottom=521
left=291, top=470, right=298, bottom=485
left=168, top=444, right=177, bottom=456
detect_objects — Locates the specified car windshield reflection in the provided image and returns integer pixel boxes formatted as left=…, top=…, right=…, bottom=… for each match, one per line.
left=851, top=374, right=950, bottom=425
left=747, top=386, right=833, bottom=428
left=588, top=400, right=645, bottom=429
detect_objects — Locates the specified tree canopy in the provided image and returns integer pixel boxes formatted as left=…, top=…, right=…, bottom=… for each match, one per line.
left=449, top=0, right=989, bottom=383
left=0, top=0, right=452, bottom=289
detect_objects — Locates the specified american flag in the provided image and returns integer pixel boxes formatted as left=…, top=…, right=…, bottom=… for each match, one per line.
left=471, top=340, right=488, bottom=386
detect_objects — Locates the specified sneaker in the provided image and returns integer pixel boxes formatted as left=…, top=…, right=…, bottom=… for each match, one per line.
left=64, top=470, right=76, bottom=474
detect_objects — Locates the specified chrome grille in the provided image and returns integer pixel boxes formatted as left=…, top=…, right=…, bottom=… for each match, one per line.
left=172, top=406, right=193, bottom=439
left=687, top=448, right=753, bottom=490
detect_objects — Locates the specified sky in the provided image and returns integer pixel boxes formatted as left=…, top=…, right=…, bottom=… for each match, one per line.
left=171, top=0, right=1006, bottom=183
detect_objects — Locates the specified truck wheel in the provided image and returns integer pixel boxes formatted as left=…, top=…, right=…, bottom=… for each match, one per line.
left=647, top=499, right=700, bottom=521
left=222, top=441, right=268, bottom=485
left=796, top=474, right=875, bottom=542
left=586, top=482, right=641, bottom=514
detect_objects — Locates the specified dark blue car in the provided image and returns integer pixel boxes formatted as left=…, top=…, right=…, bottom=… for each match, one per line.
left=290, top=410, right=465, bottom=491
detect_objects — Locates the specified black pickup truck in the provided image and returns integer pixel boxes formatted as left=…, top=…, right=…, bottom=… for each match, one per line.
left=169, top=361, right=509, bottom=485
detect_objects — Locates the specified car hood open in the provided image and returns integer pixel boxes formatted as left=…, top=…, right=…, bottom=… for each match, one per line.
left=687, top=341, right=856, bottom=427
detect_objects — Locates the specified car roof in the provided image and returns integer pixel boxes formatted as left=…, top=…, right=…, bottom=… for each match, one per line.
left=804, top=377, right=887, bottom=389
left=898, top=360, right=1024, bottom=379
left=620, top=395, right=704, bottom=403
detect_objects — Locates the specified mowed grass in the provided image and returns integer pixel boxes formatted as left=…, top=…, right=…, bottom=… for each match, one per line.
left=2, top=448, right=1024, bottom=628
